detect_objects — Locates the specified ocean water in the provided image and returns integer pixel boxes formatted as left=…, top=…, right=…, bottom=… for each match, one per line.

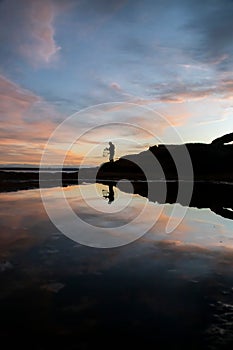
left=1, top=183, right=233, bottom=349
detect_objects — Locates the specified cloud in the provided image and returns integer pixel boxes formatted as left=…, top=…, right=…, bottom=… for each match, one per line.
left=110, top=82, right=122, bottom=91
left=0, top=74, right=62, bottom=164
left=20, top=0, right=61, bottom=65
left=0, top=76, right=143, bottom=165
left=0, top=0, right=61, bottom=66
left=0, top=74, right=59, bottom=125
left=0, top=75, right=39, bottom=122
left=183, top=0, right=233, bottom=65
left=138, top=78, right=233, bottom=104
left=2, top=0, right=233, bottom=163
left=76, top=0, right=128, bottom=15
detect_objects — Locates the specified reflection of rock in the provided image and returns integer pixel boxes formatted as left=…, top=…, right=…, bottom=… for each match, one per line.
left=0, top=260, right=13, bottom=272
left=40, top=282, right=65, bottom=293
left=99, top=180, right=233, bottom=221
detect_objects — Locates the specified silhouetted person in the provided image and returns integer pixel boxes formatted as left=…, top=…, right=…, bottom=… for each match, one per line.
left=102, top=184, right=115, bottom=204
left=108, top=141, right=115, bottom=162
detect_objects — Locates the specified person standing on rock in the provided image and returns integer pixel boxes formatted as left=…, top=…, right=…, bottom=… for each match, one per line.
left=108, top=141, right=115, bottom=162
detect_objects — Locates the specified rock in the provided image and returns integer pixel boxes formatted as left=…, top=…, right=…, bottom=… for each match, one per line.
left=0, top=260, right=13, bottom=272
left=40, top=282, right=65, bottom=293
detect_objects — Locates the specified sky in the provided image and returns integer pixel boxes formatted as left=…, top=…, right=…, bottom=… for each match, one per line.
left=1, top=0, right=233, bottom=166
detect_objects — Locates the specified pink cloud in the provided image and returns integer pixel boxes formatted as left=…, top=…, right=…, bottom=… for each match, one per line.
left=110, top=82, right=122, bottom=91
left=0, top=75, right=60, bottom=164
left=0, top=75, right=39, bottom=123
left=0, top=74, right=93, bottom=165
left=19, top=0, right=61, bottom=65
left=0, top=0, right=61, bottom=66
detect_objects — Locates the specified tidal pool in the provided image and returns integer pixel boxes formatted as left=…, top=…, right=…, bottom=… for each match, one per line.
left=1, top=183, right=233, bottom=349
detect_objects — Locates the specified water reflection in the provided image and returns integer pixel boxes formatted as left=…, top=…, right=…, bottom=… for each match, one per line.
left=1, top=183, right=233, bottom=250
left=102, top=184, right=115, bottom=204
left=1, top=184, right=233, bottom=348
left=113, top=180, right=233, bottom=221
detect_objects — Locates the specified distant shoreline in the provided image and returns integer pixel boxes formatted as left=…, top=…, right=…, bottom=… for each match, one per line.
left=0, top=167, right=80, bottom=171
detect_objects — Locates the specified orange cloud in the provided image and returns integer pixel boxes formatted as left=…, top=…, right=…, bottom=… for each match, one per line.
left=0, top=75, right=61, bottom=164
left=0, top=75, right=39, bottom=123
left=0, top=75, right=95, bottom=165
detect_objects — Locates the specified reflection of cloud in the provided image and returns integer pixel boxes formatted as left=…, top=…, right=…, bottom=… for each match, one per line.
left=2, top=183, right=233, bottom=277
left=144, top=205, right=233, bottom=249
left=0, top=190, right=50, bottom=254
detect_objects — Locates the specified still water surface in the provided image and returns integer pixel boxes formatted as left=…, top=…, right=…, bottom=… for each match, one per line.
left=1, top=183, right=233, bottom=349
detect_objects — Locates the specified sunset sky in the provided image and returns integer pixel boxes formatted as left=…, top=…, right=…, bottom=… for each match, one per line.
left=1, top=0, right=233, bottom=166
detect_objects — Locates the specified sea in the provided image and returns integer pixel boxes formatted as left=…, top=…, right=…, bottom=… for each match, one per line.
left=1, top=178, right=233, bottom=349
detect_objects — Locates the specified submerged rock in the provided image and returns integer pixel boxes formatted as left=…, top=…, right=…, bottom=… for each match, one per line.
left=0, top=260, right=13, bottom=272
left=40, top=282, right=65, bottom=293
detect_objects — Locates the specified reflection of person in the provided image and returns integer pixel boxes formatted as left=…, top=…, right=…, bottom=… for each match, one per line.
left=102, top=184, right=115, bottom=204
left=108, top=141, right=115, bottom=162
left=108, top=184, right=114, bottom=204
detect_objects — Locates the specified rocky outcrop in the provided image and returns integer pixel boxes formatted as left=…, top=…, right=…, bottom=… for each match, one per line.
left=97, top=133, right=233, bottom=181
left=1, top=132, right=233, bottom=193
left=211, top=132, right=233, bottom=145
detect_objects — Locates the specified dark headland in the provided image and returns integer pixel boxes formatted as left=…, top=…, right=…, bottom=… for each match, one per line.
left=1, top=132, right=233, bottom=220
left=1, top=132, right=233, bottom=192
left=97, top=132, right=233, bottom=182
